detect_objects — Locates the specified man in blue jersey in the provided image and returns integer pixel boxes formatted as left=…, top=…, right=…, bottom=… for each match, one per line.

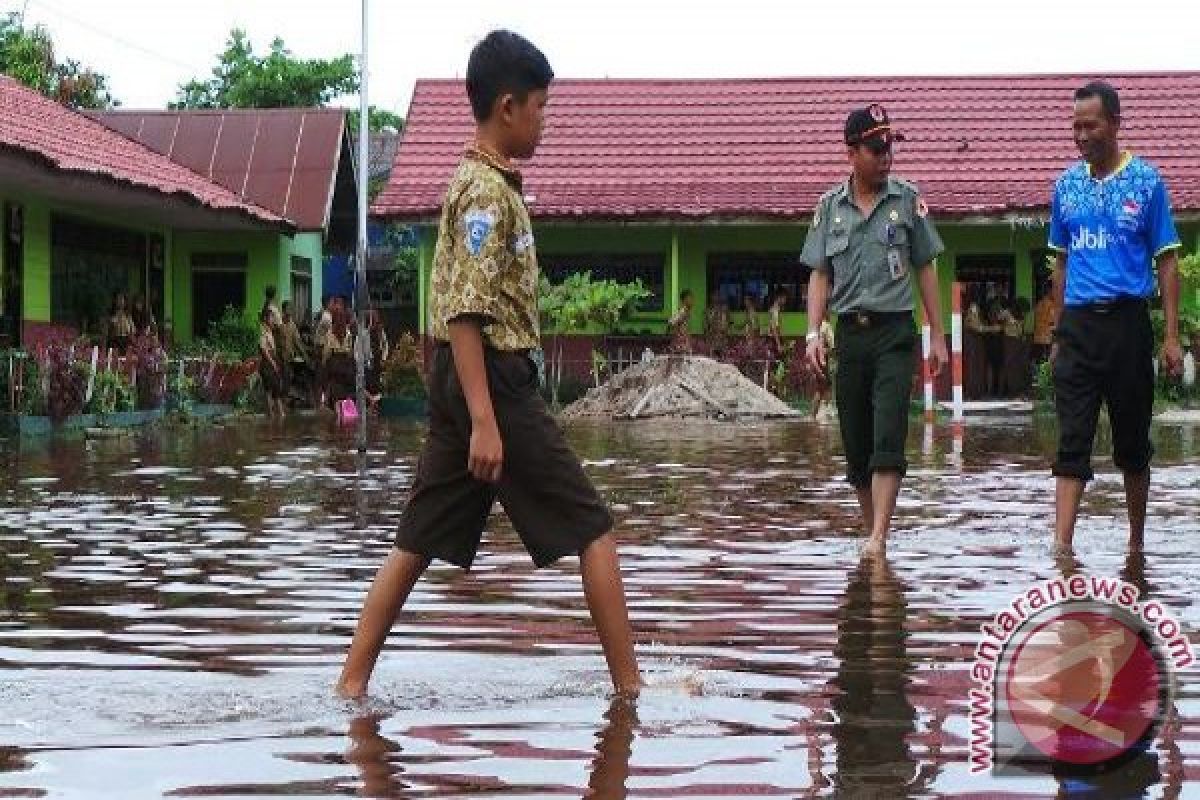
left=1047, top=80, right=1184, bottom=554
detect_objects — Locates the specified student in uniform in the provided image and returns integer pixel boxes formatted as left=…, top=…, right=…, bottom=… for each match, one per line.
left=337, top=30, right=641, bottom=699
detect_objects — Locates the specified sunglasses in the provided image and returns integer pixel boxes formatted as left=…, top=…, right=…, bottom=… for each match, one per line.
left=862, top=137, right=893, bottom=156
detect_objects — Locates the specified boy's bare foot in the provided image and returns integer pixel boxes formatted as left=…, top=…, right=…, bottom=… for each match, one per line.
left=335, top=678, right=367, bottom=701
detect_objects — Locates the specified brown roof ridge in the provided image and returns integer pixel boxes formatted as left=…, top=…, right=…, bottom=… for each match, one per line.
left=88, top=106, right=348, bottom=230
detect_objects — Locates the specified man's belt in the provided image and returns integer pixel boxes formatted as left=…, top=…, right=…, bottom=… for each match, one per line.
left=837, top=310, right=913, bottom=328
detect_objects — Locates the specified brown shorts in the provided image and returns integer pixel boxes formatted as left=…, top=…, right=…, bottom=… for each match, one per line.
left=395, top=344, right=613, bottom=568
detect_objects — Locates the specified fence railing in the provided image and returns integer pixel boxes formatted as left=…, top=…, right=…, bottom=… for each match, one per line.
left=4, top=346, right=257, bottom=415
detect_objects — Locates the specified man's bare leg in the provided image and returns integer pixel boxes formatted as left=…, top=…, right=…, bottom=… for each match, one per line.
left=1055, top=476, right=1086, bottom=553
left=866, top=469, right=902, bottom=557
left=1123, top=468, right=1150, bottom=553
left=336, top=548, right=431, bottom=699
left=579, top=533, right=642, bottom=695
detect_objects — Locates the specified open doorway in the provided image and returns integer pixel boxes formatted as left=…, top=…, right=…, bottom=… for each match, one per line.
left=955, top=253, right=1024, bottom=399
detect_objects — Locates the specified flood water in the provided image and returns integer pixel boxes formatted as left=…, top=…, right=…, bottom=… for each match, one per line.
left=0, top=414, right=1197, bottom=798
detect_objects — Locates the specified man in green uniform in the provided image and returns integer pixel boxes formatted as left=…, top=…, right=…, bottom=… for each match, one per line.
left=802, top=104, right=948, bottom=556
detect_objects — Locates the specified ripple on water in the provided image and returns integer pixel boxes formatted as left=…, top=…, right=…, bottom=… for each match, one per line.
left=0, top=416, right=1195, bottom=797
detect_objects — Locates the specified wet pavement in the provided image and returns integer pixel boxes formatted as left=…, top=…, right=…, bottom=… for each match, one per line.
left=0, top=415, right=1197, bottom=798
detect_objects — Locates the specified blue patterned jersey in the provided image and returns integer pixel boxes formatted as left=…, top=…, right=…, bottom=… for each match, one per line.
left=1048, top=154, right=1180, bottom=306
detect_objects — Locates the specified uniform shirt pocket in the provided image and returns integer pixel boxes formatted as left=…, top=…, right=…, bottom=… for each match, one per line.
left=825, top=233, right=851, bottom=262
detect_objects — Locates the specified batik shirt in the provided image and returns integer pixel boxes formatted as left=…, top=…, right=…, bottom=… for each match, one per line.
left=428, top=148, right=540, bottom=351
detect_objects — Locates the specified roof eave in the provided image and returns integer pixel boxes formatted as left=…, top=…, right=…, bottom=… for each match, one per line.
left=0, top=143, right=292, bottom=233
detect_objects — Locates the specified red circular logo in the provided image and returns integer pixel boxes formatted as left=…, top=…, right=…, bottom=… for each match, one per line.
left=1005, top=609, right=1163, bottom=768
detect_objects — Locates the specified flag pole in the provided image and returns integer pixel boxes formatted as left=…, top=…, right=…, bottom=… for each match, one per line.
left=354, top=0, right=370, bottom=453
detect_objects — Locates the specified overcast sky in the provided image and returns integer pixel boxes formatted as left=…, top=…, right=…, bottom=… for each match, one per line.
left=4, top=0, right=1195, bottom=112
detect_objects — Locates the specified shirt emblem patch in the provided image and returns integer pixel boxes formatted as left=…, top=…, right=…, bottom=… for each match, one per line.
left=463, top=209, right=496, bottom=256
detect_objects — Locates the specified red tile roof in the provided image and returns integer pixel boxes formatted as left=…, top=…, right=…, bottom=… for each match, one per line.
left=90, top=108, right=349, bottom=231
left=373, top=73, right=1200, bottom=221
left=0, top=76, right=284, bottom=227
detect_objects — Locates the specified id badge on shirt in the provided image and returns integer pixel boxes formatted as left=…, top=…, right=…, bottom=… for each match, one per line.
left=888, top=248, right=907, bottom=280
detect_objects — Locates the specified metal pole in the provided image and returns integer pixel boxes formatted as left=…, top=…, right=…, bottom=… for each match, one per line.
left=354, top=0, right=370, bottom=453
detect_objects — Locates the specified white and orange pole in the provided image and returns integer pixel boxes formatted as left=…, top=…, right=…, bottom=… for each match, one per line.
left=951, top=281, right=964, bottom=422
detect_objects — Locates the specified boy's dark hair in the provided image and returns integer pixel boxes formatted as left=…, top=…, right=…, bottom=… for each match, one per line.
left=1075, top=81, right=1120, bottom=121
left=466, top=30, right=554, bottom=123
left=265, top=285, right=277, bottom=300
left=680, top=289, right=693, bottom=301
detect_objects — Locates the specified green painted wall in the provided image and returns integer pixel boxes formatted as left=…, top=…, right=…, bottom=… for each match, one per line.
left=0, top=190, right=174, bottom=325
left=21, top=196, right=50, bottom=323
left=0, top=188, right=326, bottom=343
left=172, top=231, right=282, bottom=341
left=413, top=217, right=1200, bottom=337
left=280, top=232, right=324, bottom=317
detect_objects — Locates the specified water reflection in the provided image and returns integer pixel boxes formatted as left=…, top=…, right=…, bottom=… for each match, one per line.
left=826, top=554, right=943, bottom=797
left=585, top=696, right=637, bottom=799
left=0, top=416, right=1195, bottom=798
left=346, top=714, right=409, bottom=798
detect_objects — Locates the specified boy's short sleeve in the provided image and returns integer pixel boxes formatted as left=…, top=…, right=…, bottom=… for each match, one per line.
left=438, top=182, right=515, bottom=328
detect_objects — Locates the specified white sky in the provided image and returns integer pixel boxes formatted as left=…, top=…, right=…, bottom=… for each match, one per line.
left=3, top=0, right=1196, bottom=113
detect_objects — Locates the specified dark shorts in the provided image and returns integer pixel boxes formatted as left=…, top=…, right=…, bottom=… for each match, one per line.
left=395, top=344, right=613, bottom=568
left=1052, top=300, right=1154, bottom=482
left=834, top=313, right=916, bottom=489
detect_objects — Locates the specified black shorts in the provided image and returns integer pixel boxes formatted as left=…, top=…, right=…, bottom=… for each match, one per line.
left=395, top=344, right=613, bottom=568
left=1052, top=299, right=1154, bottom=482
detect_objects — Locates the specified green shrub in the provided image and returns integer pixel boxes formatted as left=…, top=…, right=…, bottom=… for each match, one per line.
left=86, top=369, right=135, bottom=414
left=166, top=371, right=200, bottom=415
left=200, top=306, right=259, bottom=361
left=1034, top=359, right=1054, bottom=409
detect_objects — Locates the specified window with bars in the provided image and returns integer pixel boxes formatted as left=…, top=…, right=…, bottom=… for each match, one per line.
left=705, top=252, right=808, bottom=311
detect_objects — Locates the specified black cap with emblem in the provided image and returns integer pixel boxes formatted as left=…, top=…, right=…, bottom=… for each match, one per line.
left=844, top=103, right=906, bottom=151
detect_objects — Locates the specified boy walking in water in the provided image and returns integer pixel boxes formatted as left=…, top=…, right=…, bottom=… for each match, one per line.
left=337, top=30, right=641, bottom=699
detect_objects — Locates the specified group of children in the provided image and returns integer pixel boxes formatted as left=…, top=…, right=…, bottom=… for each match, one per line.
left=257, top=288, right=392, bottom=418
left=104, top=291, right=158, bottom=354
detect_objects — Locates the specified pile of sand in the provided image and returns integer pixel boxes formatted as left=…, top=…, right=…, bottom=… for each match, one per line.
left=561, top=355, right=798, bottom=421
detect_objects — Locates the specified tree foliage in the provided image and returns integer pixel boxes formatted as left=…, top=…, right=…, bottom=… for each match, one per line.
left=173, top=28, right=403, bottom=132
left=173, top=29, right=358, bottom=109
left=347, top=106, right=404, bottom=133
left=0, top=13, right=117, bottom=109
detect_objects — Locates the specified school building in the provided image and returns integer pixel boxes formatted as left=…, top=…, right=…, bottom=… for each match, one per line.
left=0, top=74, right=358, bottom=350
left=373, top=72, right=1200, bottom=385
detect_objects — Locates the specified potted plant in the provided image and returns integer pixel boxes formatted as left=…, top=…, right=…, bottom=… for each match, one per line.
left=379, top=332, right=426, bottom=417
